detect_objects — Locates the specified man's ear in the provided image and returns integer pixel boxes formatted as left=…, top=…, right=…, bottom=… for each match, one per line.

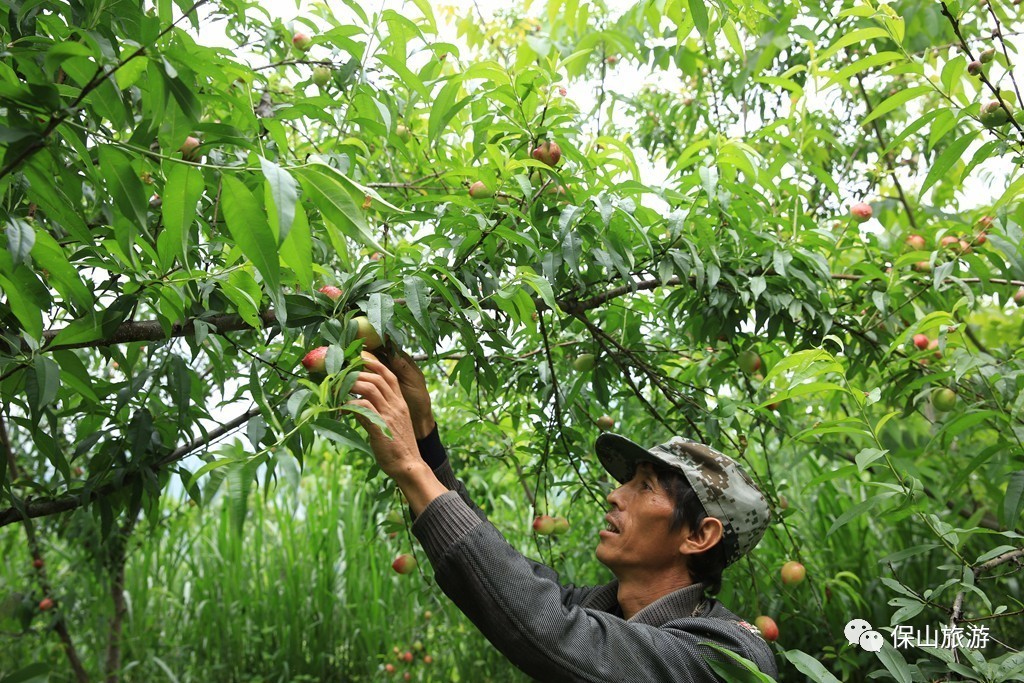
left=679, top=517, right=724, bottom=556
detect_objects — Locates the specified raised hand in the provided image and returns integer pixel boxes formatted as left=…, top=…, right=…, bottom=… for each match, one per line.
left=376, top=346, right=436, bottom=439
left=347, top=352, right=421, bottom=479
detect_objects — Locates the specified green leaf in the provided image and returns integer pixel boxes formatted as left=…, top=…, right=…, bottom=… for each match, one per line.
left=279, top=204, right=313, bottom=290
left=701, top=643, right=774, bottom=683
left=861, top=86, right=932, bottom=126
left=149, top=656, right=180, bottom=683
left=688, top=0, right=709, bottom=38
left=5, top=219, right=35, bottom=266
left=827, top=493, right=894, bottom=536
left=819, top=27, right=890, bottom=63
left=160, top=163, right=204, bottom=270
left=834, top=51, right=901, bottom=84
left=53, top=350, right=99, bottom=402
left=783, top=650, right=842, bottom=683
left=47, top=313, right=103, bottom=348
left=428, top=77, right=472, bottom=142
left=1004, top=471, right=1024, bottom=528
left=404, top=275, right=431, bottom=332
left=221, top=175, right=280, bottom=294
left=366, top=291, right=394, bottom=345
left=98, top=144, right=149, bottom=230
left=294, top=162, right=387, bottom=254
left=874, top=643, right=912, bottom=683
left=164, top=74, right=201, bottom=122
left=0, top=272, right=43, bottom=340
left=260, top=156, right=298, bottom=243
left=27, top=356, right=60, bottom=416
left=0, top=662, right=51, bottom=683
left=765, top=351, right=845, bottom=389
left=23, top=161, right=91, bottom=243
left=31, top=230, right=93, bottom=310
left=855, top=448, right=888, bottom=471
left=221, top=269, right=264, bottom=329
left=919, top=131, right=979, bottom=198
left=562, top=231, right=582, bottom=280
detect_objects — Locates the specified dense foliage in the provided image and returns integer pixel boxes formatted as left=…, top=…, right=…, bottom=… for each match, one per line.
left=1, top=0, right=1023, bottom=680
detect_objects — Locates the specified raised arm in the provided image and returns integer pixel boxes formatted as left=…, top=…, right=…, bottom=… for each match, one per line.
left=346, top=351, right=446, bottom=516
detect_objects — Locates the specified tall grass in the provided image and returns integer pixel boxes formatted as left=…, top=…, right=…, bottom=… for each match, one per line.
left=1, top=451, right=528, bottom=682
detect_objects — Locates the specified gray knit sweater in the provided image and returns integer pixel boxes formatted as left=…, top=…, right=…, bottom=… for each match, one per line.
left=410, top=431, right=779, bottom=682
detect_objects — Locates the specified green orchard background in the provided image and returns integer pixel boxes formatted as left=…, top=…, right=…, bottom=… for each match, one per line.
left=1, top=0, right=1023, bottom=680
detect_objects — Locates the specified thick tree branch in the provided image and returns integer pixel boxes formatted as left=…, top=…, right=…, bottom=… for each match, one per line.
left=39, top=309, right=280, bottom=352
left=0, top=406, right=261, bottom=528
left=950, top=546, right=1024, bottom=626
left=23, top=273, right=1024, bottom=356
left=105, top=513, right=138, bottom=683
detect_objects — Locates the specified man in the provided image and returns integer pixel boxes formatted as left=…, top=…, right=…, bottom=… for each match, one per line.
left=348, top=350, right=778, bottom=681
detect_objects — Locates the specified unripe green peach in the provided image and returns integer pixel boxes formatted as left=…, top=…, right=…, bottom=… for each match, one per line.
left=468, top=181, right=493, bottom=199
left=573, top=354, right=595, bottom=372
left=932, top=388, right=957, bottom=412
left=292, top=32, right=313, bottom=52
left=312, top=66, right=331, bottom=86
left=738, top=350, right=762, bottom=374
left=353, top=316, right=383, bottom=350
left=980, top=100, right=1011, bottom=128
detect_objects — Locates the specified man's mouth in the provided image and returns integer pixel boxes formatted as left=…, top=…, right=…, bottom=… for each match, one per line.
left=604, top=514, right=621, bottom=534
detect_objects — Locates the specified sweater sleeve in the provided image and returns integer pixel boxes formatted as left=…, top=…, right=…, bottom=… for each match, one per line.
left=412, top=491, right=778, bottom=683
left=415, top=425, right=487, bottom=522
left=414, top=427, right=609, bottom=606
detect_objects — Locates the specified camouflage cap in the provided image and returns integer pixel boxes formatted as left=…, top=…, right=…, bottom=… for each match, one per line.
left=595, top=433, right=771, bottom=567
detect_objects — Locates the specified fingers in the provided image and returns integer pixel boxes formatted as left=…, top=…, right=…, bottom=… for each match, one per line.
left=354, top=353, right=402, bottom=398
left=346, top=398, right=389, bottom=441
left=384, top=351, right=429, bottom=393
left=349, top=373, right=397, bottom=413
left=360, top=350, right=403, bottom=386
left=346, top=398, right=375, bottom=426
left=350, top=358, right=413, bottom=422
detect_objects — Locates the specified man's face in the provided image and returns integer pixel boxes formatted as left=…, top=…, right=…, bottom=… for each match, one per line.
left=595, top=462, right=690, bottom=576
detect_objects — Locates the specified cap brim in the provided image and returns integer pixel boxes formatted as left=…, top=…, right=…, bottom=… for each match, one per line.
left=595, top=433, right=665, bottom=483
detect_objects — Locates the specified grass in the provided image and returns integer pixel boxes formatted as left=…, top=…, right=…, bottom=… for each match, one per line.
left=1, top=451, right=528, bottom=682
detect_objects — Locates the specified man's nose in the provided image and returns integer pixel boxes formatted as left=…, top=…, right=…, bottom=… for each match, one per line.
left=607, top=485, right=624, bottom=507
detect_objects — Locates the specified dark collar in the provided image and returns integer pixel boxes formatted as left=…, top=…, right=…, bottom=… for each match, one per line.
left=580, top=581, right=708, bottom=627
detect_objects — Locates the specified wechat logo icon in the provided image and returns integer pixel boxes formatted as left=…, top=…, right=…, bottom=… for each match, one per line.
left=845, top=619, right=883, bottom=652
